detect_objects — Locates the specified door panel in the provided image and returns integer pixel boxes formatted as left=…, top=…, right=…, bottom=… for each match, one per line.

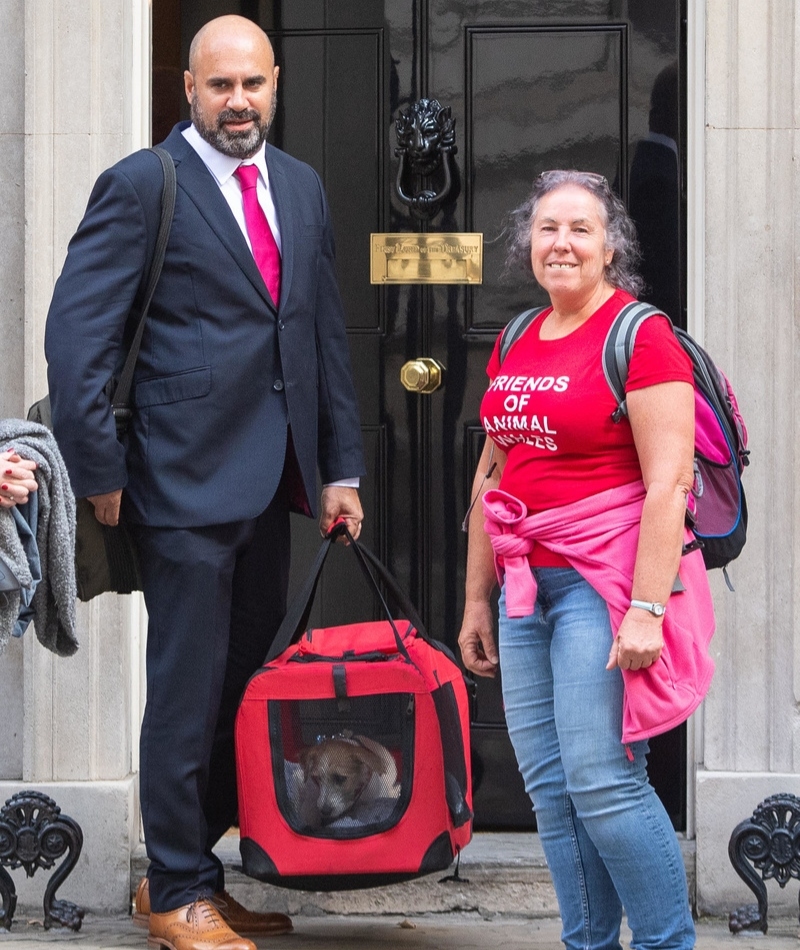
left=467, top=25, right=626, bottom=322
left=155, top=0, right=687, bottom=830
left=275, top=29, right=384, bottom=331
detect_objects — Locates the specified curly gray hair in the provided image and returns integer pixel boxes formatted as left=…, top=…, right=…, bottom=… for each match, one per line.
left=505, top=170, right=644, bottom=297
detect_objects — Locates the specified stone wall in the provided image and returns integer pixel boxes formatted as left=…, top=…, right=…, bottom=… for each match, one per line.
left=0, top=0, right=149, bottom=915
left=0, top=0, right=27, bottom=784
left=695, top=0, right=800, bottom=917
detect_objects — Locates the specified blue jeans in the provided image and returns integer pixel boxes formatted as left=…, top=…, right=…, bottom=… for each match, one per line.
left=499, top=568, right=695, bottom=950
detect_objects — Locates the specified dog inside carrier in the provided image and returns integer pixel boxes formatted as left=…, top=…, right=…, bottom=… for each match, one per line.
left=273, top=694, right=412, bottom=836
left=235, top=526, right=474, bottom=890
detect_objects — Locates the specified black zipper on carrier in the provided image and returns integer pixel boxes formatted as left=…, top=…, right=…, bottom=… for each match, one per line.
left=288, top=651, right=408, bottom=664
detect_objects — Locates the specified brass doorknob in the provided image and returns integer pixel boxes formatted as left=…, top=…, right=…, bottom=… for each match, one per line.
left=400, top=357, right=445, bottom=393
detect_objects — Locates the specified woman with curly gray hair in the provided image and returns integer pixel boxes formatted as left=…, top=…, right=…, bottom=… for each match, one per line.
left=505, top=170, right=645, bottom=296
left=458, top=170, right=712, bottom=950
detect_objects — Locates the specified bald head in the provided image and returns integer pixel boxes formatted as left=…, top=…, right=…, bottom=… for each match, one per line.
left=188, top=15, right=274, bottom=75
left=185, top=15, right=279, bottom=159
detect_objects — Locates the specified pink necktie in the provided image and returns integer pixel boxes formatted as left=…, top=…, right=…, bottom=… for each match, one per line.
left=234, top=163, right=281, bottom=306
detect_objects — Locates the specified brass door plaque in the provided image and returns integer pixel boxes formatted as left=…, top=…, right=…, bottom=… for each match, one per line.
left=370, top=233, right=483, bottom=284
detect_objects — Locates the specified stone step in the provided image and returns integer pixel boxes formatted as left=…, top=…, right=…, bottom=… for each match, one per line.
left=132, top=832, right=696, bottom=918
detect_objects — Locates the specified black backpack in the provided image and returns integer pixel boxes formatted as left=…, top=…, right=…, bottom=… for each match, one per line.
left=498, top=303, right=750, bottom=585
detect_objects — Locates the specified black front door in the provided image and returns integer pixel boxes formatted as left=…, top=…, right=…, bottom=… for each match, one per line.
left=154, top=0, right=687, bottom=830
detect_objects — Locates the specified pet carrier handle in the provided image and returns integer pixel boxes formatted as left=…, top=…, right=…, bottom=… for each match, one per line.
left=343, top=530, right=430, bottom=635
left=327, top=520, right=434, bottom=647
left=344, top=533, right=430, bottom=641
left=263, top=529, right=407, bottom=665
left=324, top=519, right=429, bottom=648
left=262, top=524, right=431, bottom=666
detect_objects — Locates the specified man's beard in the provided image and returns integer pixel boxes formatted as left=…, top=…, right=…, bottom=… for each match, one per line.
left=191, top=91, right=277, bottom=159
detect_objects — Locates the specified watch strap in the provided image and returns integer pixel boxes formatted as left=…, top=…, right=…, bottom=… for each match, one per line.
left=630, top=599, right=666, bottom=616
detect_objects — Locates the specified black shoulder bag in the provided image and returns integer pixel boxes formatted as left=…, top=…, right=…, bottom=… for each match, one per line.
left=28, top=146, right=177, bottom=601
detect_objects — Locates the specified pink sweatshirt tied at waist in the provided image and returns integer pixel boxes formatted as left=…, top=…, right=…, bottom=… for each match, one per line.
left=482, top=481, right=716, bottom=743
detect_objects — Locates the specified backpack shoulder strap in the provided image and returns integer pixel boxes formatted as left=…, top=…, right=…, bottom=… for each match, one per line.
left=601, top=301, right=666, bottom=421
left=498, top=307, right=547, bottom=364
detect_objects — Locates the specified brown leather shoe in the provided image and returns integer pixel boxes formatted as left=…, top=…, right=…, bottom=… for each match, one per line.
left=212, top=889, right=293, bottom=935
left=147, top=899, right=256, bottom=950
left=135, top=877, right=293, bottom=936
left=133, top=875, right=150, bottom=928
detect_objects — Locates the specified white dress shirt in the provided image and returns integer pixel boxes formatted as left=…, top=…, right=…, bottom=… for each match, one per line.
left=182, top=124, right=282, bottom=252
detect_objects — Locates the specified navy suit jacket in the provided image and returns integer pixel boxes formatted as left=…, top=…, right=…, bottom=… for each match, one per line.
left=45, top=123, right=365, bottom=527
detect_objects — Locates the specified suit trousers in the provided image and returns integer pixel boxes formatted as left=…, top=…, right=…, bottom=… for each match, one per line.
left=132, top=488, right=290, bottom=913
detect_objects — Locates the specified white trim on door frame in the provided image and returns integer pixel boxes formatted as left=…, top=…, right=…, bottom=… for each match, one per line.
left=685, top=0, right=706, bottom=843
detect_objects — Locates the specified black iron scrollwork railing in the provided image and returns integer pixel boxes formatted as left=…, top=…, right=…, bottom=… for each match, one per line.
left=728, top=793, right=800, bottom=934
left=0, top=790, right=84, bottom=931
left=394, top=98, right=457, bottom=221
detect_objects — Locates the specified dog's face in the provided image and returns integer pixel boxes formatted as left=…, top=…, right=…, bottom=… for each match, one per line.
left=298, top=739, right=384, bottom=823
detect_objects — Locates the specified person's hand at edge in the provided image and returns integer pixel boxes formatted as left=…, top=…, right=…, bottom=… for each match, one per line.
left=0, top=449, right=38, bottom=508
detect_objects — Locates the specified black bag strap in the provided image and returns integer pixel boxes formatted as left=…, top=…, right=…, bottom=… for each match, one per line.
left=263, top=522, right=431, bottom=666
left=498, top=306, right=547, bottom=364
left=603, top=306, right=746, bottom=467
left=111, top=146, right=177, bottom=429
left=601, top=301, right=665, bottom=421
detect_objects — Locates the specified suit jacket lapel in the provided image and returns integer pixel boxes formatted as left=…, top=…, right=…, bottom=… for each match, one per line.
left=266, top=147, right=294, bottom=311
left=164, top=128, right=277, bottom=312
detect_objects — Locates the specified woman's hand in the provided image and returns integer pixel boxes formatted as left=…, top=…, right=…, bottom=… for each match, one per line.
left=459, top=438, right=505, bottom=678
left=607, top=608, right=664, bottom=671
left=0, top=449, right=38, bottom=508
left=458, top=599, right=499, bottom=678
left=614, top=378, right=694, bottom=673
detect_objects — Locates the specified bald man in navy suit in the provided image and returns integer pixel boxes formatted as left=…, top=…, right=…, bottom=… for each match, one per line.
left=45, top=16, right=364, bottom=950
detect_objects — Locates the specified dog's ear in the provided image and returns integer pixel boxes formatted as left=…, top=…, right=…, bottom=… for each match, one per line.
left=352, top=757, right=374, bottom=787
left=299, top=746, right=318, bottom=780
left=353, top=736, right=388, bottom=775
left=356, top=746, right=384, bottom=776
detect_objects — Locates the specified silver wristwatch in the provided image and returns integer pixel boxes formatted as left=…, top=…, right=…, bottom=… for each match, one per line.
left=630, top=599, right=666, bottom=617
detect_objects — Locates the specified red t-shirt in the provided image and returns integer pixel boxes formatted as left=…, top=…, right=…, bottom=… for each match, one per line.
left=481, top=290, right=693, bottom=565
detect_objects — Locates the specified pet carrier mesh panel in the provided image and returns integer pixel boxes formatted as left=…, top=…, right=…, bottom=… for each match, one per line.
left=270, top=693, right=413, bottom=838
left=235, top=530, right=473, bottom=890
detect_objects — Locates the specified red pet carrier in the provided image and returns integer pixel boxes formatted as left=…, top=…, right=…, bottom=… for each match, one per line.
left=235, top=523, right=473, bottom=890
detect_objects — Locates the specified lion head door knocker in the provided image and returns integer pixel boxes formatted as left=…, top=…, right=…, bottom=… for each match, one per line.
left=394, top=98, right=458, bottom=221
